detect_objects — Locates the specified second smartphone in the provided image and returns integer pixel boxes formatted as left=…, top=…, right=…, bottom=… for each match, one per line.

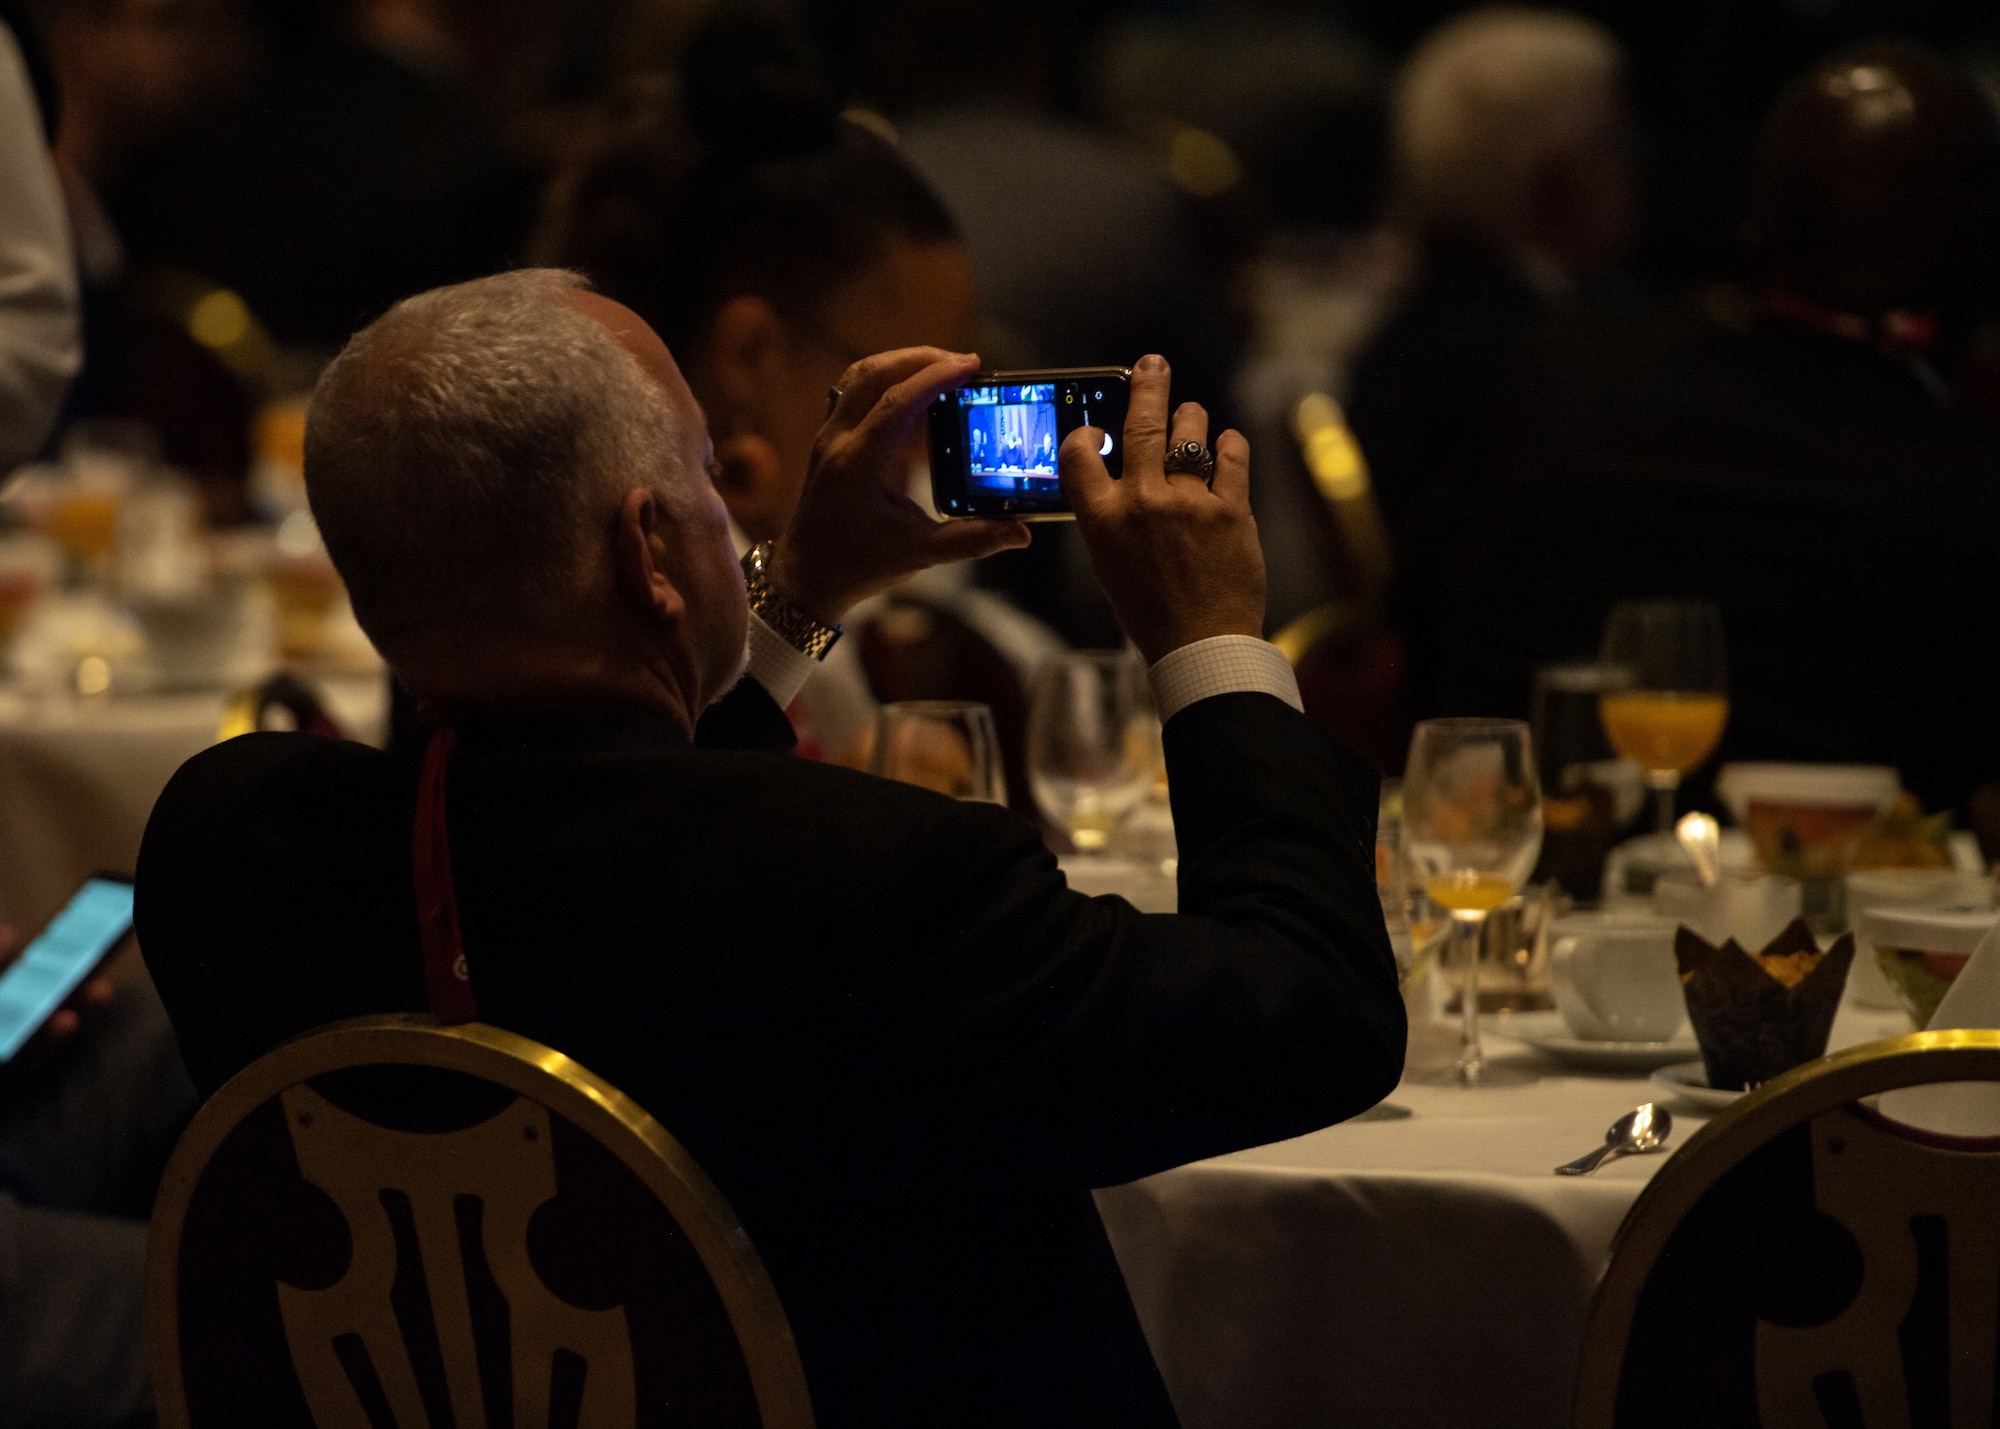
left=928, top=367, right=1131, bottom=520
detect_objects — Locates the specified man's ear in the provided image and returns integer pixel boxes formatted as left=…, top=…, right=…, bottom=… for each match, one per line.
left=613, top=487, right=688, bottom=624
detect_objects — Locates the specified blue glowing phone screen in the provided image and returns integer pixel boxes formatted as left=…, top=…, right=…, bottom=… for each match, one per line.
left=0, top=878, right=133, bottom=1062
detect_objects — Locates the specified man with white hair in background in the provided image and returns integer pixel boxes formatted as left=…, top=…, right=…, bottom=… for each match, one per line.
left=1347, top=7, right=1633, bottom=594
left=137, top=269, right=1405, bottom=1426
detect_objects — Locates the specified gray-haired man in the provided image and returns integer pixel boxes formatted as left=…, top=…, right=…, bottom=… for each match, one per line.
left=139, top=269, right=1402, bottom=1426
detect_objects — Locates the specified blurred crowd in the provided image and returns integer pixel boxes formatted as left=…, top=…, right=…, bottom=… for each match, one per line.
left=1, top=0, right=1994, bottom=779
left=2, top=0, right=2000, bottom=1422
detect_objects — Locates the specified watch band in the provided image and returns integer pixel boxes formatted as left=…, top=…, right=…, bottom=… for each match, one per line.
left=741, top=541, right=842, bottom=660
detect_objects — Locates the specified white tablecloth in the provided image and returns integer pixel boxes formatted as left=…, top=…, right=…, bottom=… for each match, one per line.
left=1097, top=998, right=1912, bottom=1429
left=0, top=676, right=387, bottom=928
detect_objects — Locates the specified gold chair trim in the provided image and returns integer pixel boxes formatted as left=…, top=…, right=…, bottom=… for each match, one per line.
left=1572, top=1028, right=2000, bottom=1428
left=148, top=1013, right=815, bottom=1429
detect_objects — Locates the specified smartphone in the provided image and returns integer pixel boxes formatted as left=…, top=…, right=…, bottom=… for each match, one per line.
left=0, top=874, right=134, bottom=1062
left=928, top=367, right=1132, bottom=520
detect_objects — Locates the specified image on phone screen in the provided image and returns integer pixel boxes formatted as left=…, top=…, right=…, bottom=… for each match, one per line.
left=962, top=383, right=1063, bottom=500
left=0, top=876, right=134, bottom=1062
left=929, top=367, right=1130, bottom=519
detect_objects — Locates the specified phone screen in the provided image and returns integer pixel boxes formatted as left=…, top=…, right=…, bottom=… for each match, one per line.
left=960, top=382, right=1063, bottom=500
left=929, top=369, right=1129, bottom=519
left=0, top=877, right=134, bottom=1062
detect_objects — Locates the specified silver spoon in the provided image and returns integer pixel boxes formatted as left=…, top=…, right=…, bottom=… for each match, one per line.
left=1555, top=1102, right=1673, bottom=1176
left=1675, top=811, right=1722, bottom=888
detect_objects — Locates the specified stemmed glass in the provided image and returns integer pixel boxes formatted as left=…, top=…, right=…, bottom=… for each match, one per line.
left=870, top=700, right=1007, bottom=803
left=1597, top=601, right=1729, bottom=834
left=1028, top=651, right=1158, bottom=854
left=1403, top=718, right=1544, bottom=1087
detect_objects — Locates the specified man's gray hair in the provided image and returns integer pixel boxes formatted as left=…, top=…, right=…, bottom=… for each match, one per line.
left=305, top=268, right=686, bottom=644
left=1394, top=7, right=1623, bottom=247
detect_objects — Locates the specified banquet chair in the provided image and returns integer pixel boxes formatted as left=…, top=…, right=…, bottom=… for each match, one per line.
left=217, top=671, right=345, bottom=742
left=147, top=1014, right=814, bottom=1429
left=1273, top=392, right=1408, bottom=770
left=1573, top=1030, right=2000, bottom=1429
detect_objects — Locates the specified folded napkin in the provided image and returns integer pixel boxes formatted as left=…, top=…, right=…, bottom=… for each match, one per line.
left=1879, top=918, right=2000, bottom=1135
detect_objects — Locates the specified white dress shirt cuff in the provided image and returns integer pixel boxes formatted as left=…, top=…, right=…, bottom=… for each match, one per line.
left=1148, top=635, right=1303, bottom=723
left=746, top=612, right=821, bottom=710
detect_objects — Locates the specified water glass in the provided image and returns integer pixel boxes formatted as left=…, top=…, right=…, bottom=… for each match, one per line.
left=870, top=700, right=1006, bottom=803
left=1404, top=718, right=1544, bottom=1086
left=1028, top=651, right=1159, bottom=853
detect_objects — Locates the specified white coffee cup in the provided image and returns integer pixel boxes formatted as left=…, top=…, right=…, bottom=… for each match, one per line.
left=1549, top=911, right=1686, bottom=1042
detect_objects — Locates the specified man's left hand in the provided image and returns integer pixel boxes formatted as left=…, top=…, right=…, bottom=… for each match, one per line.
left=770, top=348, right=1031, bottom=625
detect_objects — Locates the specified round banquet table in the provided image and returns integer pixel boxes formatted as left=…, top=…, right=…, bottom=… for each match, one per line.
left=0, top=676, right=388, bottom=930
left=1090, top=938, right=1912, bottom=1429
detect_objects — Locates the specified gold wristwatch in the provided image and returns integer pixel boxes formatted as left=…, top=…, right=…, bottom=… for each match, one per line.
left=741, top=541, right=842, bottom=659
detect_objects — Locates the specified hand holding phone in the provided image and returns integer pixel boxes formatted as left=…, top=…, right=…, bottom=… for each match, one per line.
left=928, top=367, right=1132, bottom=520
left=0, top=876, right=132, bottom=1064
left=1057, top=354, right=1266, bottom=665
left=773, top=348, right=1031, bottom=624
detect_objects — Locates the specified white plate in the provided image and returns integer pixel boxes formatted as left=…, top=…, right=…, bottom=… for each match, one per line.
left=1650, top=1059, right=1743, bottom=1111
left=1481, top=1011, right=1701, bottom=1071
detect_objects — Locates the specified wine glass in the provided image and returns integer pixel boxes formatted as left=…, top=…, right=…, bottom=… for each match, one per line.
left=1597, top=602, right=1728, bottom=834
left=870, top=701, right=1007, bottom=803
left=1028, top=651, right=1158, bottom=854
left=1403, top=718, right=1544, bottom=1087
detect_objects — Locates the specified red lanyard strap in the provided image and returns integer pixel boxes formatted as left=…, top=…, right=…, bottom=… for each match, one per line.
left=413, top=725, right=478, bottom=1025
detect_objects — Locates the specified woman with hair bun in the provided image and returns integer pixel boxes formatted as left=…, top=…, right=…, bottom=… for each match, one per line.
left=535, top=10, right=1018, bottom=763
left=536, top=11, right=976, bottom=549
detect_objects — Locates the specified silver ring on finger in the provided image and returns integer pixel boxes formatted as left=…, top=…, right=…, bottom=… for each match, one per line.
left=1162, top=439, right=1215, bottom=482
left=825, top=386, right=843, bottom=416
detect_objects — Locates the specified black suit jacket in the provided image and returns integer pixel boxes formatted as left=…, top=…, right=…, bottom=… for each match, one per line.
left=137, top=680, right=1403, bottom=1427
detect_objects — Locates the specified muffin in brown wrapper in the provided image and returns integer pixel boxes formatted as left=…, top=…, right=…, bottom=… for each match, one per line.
left=1674, top=918, right=1854, bottom=1091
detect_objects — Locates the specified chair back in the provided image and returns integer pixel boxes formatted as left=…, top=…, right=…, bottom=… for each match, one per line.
left=149, top=1014, right=814, bottom=1429
left=1574, top=1030, right=2000, bottom=1429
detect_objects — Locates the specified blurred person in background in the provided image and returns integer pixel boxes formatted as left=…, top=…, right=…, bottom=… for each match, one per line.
left=0, top=925, right=197, bottom=1429
left=1347, top=7, right=1634, bottom=549
left=852, top=0, right=1236, bottom=649
left=106, top=0, right=533, bottom=352
left=29, top=0, right=257, bottom=478
left=0, top=21, right=197, bottom=1426
left=1430, top=40, right=2000, bottom=828
left=539, top=5, right=1061, bottom=768
left=0, top=3, right=74, bottom=469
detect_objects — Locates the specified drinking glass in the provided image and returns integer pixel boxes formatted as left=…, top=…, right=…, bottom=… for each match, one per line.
left=1597, top=601, right=1728, bottom=834
left=1403, top=718, right=1544, bottom=1086
left=870, top=701, right=1006, bottom=803
left=1028, top=651, right=1158, bottom=853
left=51, top=419, right=158, bottom=579
left=0, top=532, right=58, bottom=649
left=1530, top=662, right=1639, bottom=899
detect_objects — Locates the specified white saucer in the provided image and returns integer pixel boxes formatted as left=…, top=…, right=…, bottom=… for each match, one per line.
left=1482, top=1011, right=1700, bottom=1072
left=1649, top=1059, right=1744, bottom=1111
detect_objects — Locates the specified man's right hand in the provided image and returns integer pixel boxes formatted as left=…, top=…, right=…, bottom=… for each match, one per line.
left=1060, top=354, right=1267, bottom=666
left=770, top=348, right=1031, bottom=625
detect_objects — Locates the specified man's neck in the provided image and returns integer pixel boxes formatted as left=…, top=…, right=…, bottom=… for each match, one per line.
left=391, top=634, right=702, bottom=739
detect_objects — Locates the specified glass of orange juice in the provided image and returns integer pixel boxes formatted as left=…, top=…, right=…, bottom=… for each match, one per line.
left=1597, top=602, right=1728, bottom=836
left=1404, top=718, right=1544, bottom=1086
